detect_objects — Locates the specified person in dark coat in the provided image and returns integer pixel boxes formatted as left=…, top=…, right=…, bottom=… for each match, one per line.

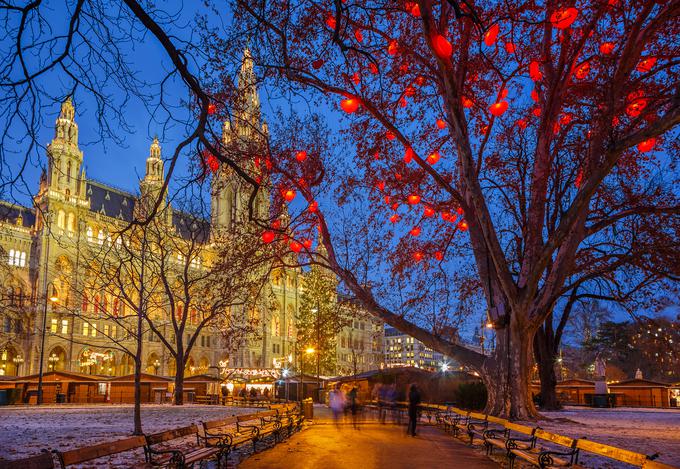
left=407, top=384, right=421, bottom=437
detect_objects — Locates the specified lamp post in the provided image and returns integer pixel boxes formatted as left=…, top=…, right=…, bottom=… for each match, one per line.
left=305, top=347, right=315, bottom=402
left=311, top=304, right=321, bottom=402
left=37, top=283, right=59, bottom=404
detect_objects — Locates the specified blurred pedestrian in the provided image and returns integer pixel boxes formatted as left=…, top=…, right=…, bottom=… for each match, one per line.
left=329, top=383, right=346, bottom=426
left=407, top=383, right=421, bottom=437
left=348, top=386, right=360, bottom=429
left=378, top=384, right=389, bottom=423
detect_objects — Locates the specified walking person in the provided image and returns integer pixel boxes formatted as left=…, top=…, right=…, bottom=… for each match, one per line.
left=348, top=386, right=360, bottom=429
left=329, top=383, right=346, bottom=427
left=407, top=383, right=421, bottom=437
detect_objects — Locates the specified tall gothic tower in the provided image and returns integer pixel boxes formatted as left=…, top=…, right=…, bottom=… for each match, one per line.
left=46, top=97, right=85, bottom=198
left=137, top=137, right=170, bottom=222
left=211, top=48, right=270, bottom=234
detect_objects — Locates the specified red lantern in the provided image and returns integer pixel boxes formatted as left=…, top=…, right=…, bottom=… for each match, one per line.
left=404, top=148, right=414, bottom=163
left=434, top=251, right=444, bottom=261
left=410, top=226, right=421, bottom=237
left=484, top=24, right=499, bottom=46
left=407, top=194, right=421, bottom=205
left=386, top=130, right=396, bottom=140
left=489, top=101, right=509, bottom=117
left=533, top=107, right=542, bottom=117
left=432, top=34, right=453, bottom=59
left=462, top=97, right=474, bottom=108
left=529, top=61, right=543, bottom=81
left=436, top=119, right=447, bottom=129
left=295, top=150, right=307, bottom=162
left=423, top=207, right=435, bottom=217
left=262, top=231, right=276, bottom=244
left=352, top=72, right=360, bottom=85
left=289, top=240, right=302, bottom=253
left=636, top=57, right=657, bottom=73
left=559, top=113, right=573, bottom=126
left=271, top=219, right=281, bottom=229
left=392, top=202, right=400, bottom=211
left=574, top=62, right=590, bottom=79
left=406, top=2, right=420, bottom=17
left=308, top=201, right=318, bottom=213
left=426, top=151, right=441, bottom=165
left=389, top=213, right=400, bottom=223
left=413, top=251, right=424, bottom=262
left=207, top=103, right=217, bottom=115
left=283, top=189, right=296, bottom=202
left=340, top=98, right=360, bottom=113
left=376, top=181, right=385, bottom=191
left=550, top=7, right=578, bottom=29
left=626, top=97, right=647, bottom=118
left=599, top=42, right=615, bottom=55
left=531, top=89, right=539, bottom=102
left=456, top=207, right=464, bottom=215
left=505, top=42, right=516, bottom=54
left=516, top=119, right=527, bottom=129
left=302, top=239, right=313, bottom=249
left=369, top=63, right=379, bottom=74
left=354, top=29, right=363, bottom=42
left=312, top=59, right=324, bottom=69
left=388, top=40, right=399, bottom=56
left=458, top=220, right=469, bottom=231
left=326, top=15, right=336, bottom=29
left=441, top=211, right=451, bottom=221
left=637, top=137, right=656, bottom=153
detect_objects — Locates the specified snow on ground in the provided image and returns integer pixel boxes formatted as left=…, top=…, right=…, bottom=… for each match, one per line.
left=0, top=404, right=258, bottom=466
left=528, top=406, right=680, bottom=468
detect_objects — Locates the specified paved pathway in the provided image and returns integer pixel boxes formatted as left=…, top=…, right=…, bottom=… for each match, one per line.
left=239, top=407, right=498, bottom=468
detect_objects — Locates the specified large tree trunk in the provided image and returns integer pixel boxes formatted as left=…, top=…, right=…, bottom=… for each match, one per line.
left=482, top=313, right=537, bottom=420
left=174, top=356, right=185, bottom=405
left=533, top=328, right=562, bottom=411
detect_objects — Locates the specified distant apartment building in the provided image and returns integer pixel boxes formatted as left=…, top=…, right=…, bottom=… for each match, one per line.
left=383, top=326, right=455, bottom=371
left=335, top=298, right=384, bottom=376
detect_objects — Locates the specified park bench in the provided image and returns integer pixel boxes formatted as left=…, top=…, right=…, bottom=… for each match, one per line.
left=144, top=424, right=224, bottom=468
left=441, top=409, right=468, bottom=437
left=484, top=422, right=537, bottom=457
left=0, top=451, right=55, bottom=469
left=53, top=435, right=148, bottom=468
left=198, top=411, right=283, bottom=461
left=508, top=428, right=580, bottom=469
left=467, top=413, right=507, bottom=446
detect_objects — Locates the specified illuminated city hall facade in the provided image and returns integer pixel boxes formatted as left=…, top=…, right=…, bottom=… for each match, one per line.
left=0, top=52, right=382, bottom=380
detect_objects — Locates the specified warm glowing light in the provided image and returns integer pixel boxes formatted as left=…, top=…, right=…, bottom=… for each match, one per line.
left=432, top=34, right=453, bottom=59
left=550, top=7, right=578, bottom=29
left=636, top=57, right=657, bottom=73
left=413, top=251, right=424, bottom=262
left=49, top=287, right=59, bottom=303
left=262, top=231, right=276, bottom=244
left=436, top=119, right=447, bottom=129
left=529, top=61, right=543, bottom=81
left=599, top=42, right=615, bottom=55
left=305, top=347, right=315, bottom=355
left=407, top=194, right=421, bottom=205
left=340, top=98, right=360, bottom=114
left=427, top=151, right=441, bottom=165
left=410, top=226, right=421, bottom=237
left=484, top=24, right=499, bottom=46
left=295, top=150, right=307, bottom=162
left=486, top=322, right=494, bottom=329
left=637, top=138, right=656, bottom=153
left=489, top=101, right=508, bottom=117
left=207, top=103, right=217, bottom=115
left=283, top=189, right=296, bottom=202
left=289, top=241, right=302, bottom=253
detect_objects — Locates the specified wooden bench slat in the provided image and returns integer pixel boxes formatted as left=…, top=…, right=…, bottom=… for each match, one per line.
left=59, top=436, right=147, bottom=466
left=0, top=452, right=55, bottom=469
left=505, top=422, right=535, bottom=435
left=535, top=429, right=575, bottom=447
left=576, top=439, right=648, bottom=465
left=203, top=416, right=239, bottom=430
left=146, top=424, right=197, bottom=445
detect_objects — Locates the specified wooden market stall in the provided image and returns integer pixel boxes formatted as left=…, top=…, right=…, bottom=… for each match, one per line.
left=108, top=373, right=172, bottom=404
left=184, top=374, right=221, bottom=403
left=607, top=378, right=672, bottom=408
left=531, top=378, right=595, bottom=406
left=13, top=371, right=105, bottom=404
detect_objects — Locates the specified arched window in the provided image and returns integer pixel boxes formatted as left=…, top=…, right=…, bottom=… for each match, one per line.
left=57, top=210, right=65, bottom=229
left=82, top=293, right=89, bottom=313
left=190, top=308, right=198, bottom=325
left=19, top=252, right=25, bottom=267
left=97, top=230, right=104, bottom=245
left=176, top=304, right=184, bottom=322
left=67, top=213, right=75, bottom=232
left=112, top=298, right=119, bottom=317
left=66, top=161, right=72, bottom=184
left=86, top=226, right=94, bottom=243
left=8, top=249, right=14, bottom=266
left=272, top=315, right=280, bottom=337
left=94, top=295, right=100, bottom=315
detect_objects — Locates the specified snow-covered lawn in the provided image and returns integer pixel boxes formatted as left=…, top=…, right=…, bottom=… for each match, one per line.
left=531, top=406, right=680, bottom=467
left=0, top=404, right=259, bottom=465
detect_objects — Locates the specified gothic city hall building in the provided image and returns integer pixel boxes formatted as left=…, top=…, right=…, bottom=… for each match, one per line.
left=0, top=52, right=305, bottom=379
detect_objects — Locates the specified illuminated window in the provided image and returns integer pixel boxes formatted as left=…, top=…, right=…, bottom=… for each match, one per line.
left=61, top=319, right=68, bottom=334
left=50, top=318, right=58, bottom=333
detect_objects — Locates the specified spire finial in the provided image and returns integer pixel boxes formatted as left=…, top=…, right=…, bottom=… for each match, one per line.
left=149, top=136, right=161, bottom=159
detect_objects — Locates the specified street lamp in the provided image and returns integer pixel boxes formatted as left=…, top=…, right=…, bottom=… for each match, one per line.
left=12, top=355, right=24, bottom=375
left=37, top=282, right=58, bottom=404
left=48, top=353, right=59, bottom=371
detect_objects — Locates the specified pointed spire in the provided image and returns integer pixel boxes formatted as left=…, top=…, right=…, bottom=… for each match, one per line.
left=235, top=47, right=261, bottom=128
left=53, top=96, right=79, bottom=145
left=149, top=135, right=161, bottom=160
left=59, top=96, right=75, bottom=121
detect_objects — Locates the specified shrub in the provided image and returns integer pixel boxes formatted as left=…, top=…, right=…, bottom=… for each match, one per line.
left=453, top=381, right=487, bottom=410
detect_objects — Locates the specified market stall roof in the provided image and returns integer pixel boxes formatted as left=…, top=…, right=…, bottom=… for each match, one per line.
left=108, top=373, right=173, bottom=383
left=608, top=378, right=672, bottom=387
left=185, top=374, right=221, bottom=382
left=11, top=370, right=104, bottom=383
